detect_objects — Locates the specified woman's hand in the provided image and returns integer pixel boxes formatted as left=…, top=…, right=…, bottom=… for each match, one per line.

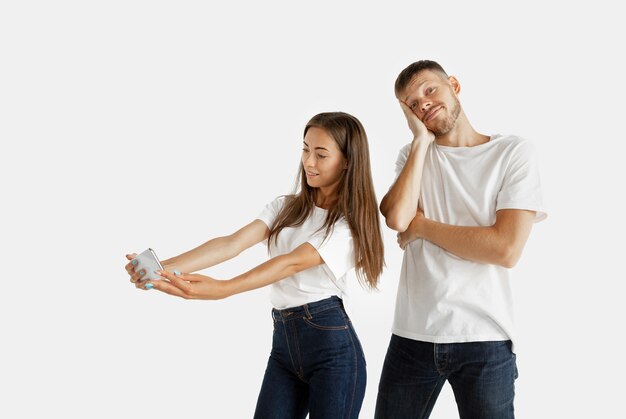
left=142, top=270, right=231, bottom=300
left=124, top=253, right=147, bottom=285
left=124, top=253, right=174, bottom=290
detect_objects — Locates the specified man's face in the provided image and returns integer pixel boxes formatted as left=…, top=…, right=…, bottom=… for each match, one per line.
left=399, top=70, right=462, bottom=136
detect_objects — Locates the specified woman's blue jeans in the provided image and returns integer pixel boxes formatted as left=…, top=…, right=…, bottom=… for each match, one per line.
left=253, top=296, right=367, bottom=419
left=375, top=334, right=518, bottom=419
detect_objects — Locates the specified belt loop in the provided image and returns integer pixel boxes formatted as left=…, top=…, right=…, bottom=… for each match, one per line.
left=303, top=304, right=312, bottom=319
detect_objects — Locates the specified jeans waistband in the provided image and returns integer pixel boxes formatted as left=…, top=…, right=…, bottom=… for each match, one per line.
left=271, top=296, right=344, bottom=322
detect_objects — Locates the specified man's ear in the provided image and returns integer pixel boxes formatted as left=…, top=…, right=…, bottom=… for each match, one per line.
left=448, top=76, right=461, bottom=94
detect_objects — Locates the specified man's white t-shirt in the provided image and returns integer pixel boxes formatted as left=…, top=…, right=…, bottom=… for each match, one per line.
left=392, top=134, right=547, bottom=351
left=257, top=196, right=355, bottom=309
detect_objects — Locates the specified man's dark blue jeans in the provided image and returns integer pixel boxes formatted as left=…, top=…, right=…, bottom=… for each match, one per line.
left=253, top=296, right=366, bottom=419
left=375, top=334, right=518, bottom=419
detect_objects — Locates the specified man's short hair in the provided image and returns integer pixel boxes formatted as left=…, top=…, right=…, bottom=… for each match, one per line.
left=395, top=60, right=449, bottom=97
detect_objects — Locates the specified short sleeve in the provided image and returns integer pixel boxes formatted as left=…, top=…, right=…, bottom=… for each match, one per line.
left=256, top=196, right=287, bottom=229
left=394, top=143, right=412, bottom=181
left=307, top=221, right=355, bottom=282
left=496, top=139, right=547, bottom=222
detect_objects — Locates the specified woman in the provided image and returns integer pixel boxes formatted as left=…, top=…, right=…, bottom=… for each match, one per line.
left=125, top=112, right=384, bottom=418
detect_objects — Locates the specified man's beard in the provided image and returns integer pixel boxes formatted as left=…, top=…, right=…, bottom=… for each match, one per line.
left=431, top=94, right=461, bottom=137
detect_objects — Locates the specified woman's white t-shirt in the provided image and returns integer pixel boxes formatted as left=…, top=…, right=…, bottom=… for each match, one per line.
left=257, top=196, right=355, bottom=309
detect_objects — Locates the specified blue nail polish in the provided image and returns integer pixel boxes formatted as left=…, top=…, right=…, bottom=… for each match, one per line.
left=173, top=270, right=181, bottom=276
left=145, top=283, right=154, bottom=290
left=131, top=260, right=138, bottom=266
left=139, top=270, right=145, bottom=276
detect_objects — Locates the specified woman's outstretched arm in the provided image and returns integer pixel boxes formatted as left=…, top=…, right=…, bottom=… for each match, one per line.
left=161, top=220, right=270, bottom=273
left=125, top=219, right=269, bottom=283
left=142, top=242, right=323, bottom=300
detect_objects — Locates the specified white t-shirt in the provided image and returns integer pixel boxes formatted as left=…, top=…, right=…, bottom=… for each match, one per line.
left=392, top=134, right=547, bottom=351
left=257, top=196, right=356, bottom=309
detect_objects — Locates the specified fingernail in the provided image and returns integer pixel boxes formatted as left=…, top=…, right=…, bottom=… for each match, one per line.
left=131, top=260, right=138, bottom=266
left=139, top=270, right=145, bottom=276
left=145, top=283, right=154, bottom=290
left=173, top=270, right=181, bottom=276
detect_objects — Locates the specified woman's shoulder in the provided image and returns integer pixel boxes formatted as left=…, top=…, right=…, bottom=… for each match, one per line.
left=266, top=194, right=296, bottom=208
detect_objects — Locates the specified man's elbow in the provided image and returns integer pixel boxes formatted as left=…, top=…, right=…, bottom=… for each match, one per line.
left=380, top=196, right=410, bottom=231
left=495, top=245, right=522, bottom=268
left=383, top=211, right=411, bottom=232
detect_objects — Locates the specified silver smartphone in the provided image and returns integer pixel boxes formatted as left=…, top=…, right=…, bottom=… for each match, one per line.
left=134, top=248, right=164, bottom=281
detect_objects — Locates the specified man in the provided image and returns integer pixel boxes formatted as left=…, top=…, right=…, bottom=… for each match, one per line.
left=375, top=60, right=546, bottom=419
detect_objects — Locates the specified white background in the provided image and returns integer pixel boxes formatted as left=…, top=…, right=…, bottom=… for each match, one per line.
left=1, top=1, right=624, bottom=418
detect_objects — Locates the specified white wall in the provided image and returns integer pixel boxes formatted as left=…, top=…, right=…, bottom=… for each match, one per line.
left=1, top=1, right=623, bottom=417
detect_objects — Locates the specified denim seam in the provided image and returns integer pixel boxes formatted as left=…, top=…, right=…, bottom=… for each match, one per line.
left=280, top=319, right=301, bottom=381
left=422, top=344, right=447, bottom=419
left=302, top=316, right=349, bottom=331
left=290, top=320, right=306, bottom=381
left=345, top=318, right=358, bottom=418
left=337, top=307, right=359, bottom=419
left=305, top=300, right=342, bottom=316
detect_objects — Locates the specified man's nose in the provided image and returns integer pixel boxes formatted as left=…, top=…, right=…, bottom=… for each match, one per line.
left=420, top=100, right=432, bottom=114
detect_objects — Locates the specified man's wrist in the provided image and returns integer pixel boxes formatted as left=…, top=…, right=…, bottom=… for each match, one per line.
left=410, top=135, right=432, bottom=151
left=416, top=216, right=431, bottom=240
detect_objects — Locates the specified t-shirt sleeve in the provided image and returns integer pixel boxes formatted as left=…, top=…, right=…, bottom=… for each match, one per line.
left=307, top=221, right=355, bottom=282
left=496, top=139, right=547, bottom=222
left=393, top=143, right=411, bottom=181
left=256, top=196, right=286, bottom=229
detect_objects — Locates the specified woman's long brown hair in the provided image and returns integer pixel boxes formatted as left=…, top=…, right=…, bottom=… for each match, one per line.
left=267, top=112, right=384, bottom=289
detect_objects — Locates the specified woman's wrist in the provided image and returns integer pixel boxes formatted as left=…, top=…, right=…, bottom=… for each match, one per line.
left=161, top=258, right=178, bottom=272
left=222, top=277, right=242, bottom=299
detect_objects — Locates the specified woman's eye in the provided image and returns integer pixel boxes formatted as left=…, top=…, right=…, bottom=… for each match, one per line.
left=302, top=148, right=309, bottom=153
left=317, top=154, right=327, bottom=159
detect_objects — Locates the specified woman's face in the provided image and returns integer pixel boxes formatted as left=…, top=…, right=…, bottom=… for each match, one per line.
left=301, top=127, right=347, bottom=191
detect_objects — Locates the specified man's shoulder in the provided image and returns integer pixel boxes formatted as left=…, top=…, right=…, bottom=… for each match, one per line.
left=491, top=133, right=528, bottom=147
left=394, top=142, right=413, bottom=163
left=399, top=142, right=412, bottom=154
left=491, top=134, right=532, bottom=147
left=490, top=134, right=536, bottom=156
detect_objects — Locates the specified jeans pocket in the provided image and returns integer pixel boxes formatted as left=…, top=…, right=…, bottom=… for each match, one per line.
left=303, top=307, right=349, bottom=331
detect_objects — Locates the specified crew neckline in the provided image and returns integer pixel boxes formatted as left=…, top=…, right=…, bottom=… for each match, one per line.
left=435, top=134, right=498, bottom=152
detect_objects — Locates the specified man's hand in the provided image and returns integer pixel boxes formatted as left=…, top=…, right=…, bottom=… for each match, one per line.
left=397, top=209, right=425, bottom=250
left=399, top=101, right=435, bottom=144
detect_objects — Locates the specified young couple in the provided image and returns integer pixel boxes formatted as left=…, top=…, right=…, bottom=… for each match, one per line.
left=124, top=60, right=546, bottom=419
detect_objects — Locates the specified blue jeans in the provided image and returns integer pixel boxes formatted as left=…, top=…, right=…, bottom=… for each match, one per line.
left=375, top=335, right=518, bottom=419
left=254, top=296, right=367, bottom=419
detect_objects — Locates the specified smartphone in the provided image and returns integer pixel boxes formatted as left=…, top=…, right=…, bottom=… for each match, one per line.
left=134, top=248, right=164, bottom=281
